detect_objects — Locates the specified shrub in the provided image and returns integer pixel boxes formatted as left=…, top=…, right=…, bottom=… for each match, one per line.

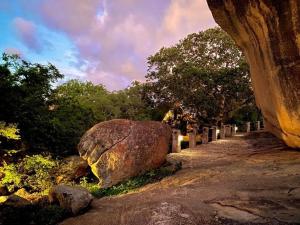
left=0, top=162, right=22, bottom=192
left=0, top=122, right=20, bottom=140
left=0, top=155, right=58, bottom=194
left=21, top=155, right=58, bottom=193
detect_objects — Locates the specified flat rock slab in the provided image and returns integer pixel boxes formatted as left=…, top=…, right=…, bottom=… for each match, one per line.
left=61, top=132, right=300, bottom=225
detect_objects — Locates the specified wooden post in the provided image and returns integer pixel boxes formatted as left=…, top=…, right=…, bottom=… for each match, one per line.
left=202, top=127, right=209, bottom=144
left=188, top=128, right=197, bottom=148
left=256, top=121, right=261, bottom=131
left=172, top=129, right=181, bottom=153
left=232, top=124, right=237, bottom=136
left=220, top=124, right=226, bottom=139
left=211, top=126, right=217, bottom=141
left=246, top=122, right=251, bottom=133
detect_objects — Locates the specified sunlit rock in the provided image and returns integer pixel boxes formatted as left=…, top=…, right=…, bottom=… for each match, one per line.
left=78, top=119, right=171, bottom=188
left=207, top=0, right=300, bottom=147
left=49, top=185, right=93, bottom=215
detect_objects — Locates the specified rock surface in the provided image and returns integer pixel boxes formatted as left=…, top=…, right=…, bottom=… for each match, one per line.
left=0, top=194, right=31, bottom=207
left=49, top=185, right=93, bottom=215
left=61, top=132, right=300, bottom=225
left=207, top=0, right=300, bottom=147
left=56, top=156, right=89, bottom=184
left=78, top=119, right=171, bottom=188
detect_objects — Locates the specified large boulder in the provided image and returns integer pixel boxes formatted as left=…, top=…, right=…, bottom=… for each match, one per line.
left=49, top=185, right=93, bottom=215
left=207, top=0, right=300, bottom=147
left=78, top=119, right=172, bottom=188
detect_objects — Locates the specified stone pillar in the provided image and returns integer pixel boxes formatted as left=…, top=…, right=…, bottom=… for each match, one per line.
left=246, top=122, right=251, bottom=133
left=256, top=121, right=261, bottom=131
left=225, top=125, right=232, bottom=137
left=220, top=124, right=226, bottom=139
left=211, top=126, right=217, bottom=141
left=188, top=128, right=197, bottom=148
left=232, top=124, right=237, bottom=136
left=202, top=127, right=209, bottom=144
left=262, top=118, right=265, bottom=130
left=172, top=129, right=181, bottom=153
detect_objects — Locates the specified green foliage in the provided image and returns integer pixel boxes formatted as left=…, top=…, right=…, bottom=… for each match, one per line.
left=0, top=162, right=22, bottom=192
left=81, top=165, right=181, bottom=198
left=21, top=155, right=55, bottom=193
left=145, top=27, right=255, bottom=126
left=228, top=104, right=262, bottom=129
left=0, top=53, right=63, bottom=152
left=0, top=122, right=20, bottom=140
left=0, top=53, right=159, bottom=155
left=52, top=79, right=112, bottom=121
left=48, top=80, right=156, bottom=154
left=110, top=81, right=155, bottom=121
left=23, top=155, right=56, bottom=171
left=22, top=155, right=57, bottom=193
left=0, top=155, right=57, bottom=193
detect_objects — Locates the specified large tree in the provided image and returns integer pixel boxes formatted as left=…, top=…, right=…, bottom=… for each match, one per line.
left=145, top=27, right=254, bottom=126
left=0, top=54, right=63, bottom=150
left=50, top=80, right=156, bottom=154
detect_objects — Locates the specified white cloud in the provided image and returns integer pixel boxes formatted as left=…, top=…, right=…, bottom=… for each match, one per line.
left=37, top=0, right=216, bottom=90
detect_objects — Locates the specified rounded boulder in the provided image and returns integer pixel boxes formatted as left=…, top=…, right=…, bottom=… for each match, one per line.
left=78, top=119, right=171, bottom=188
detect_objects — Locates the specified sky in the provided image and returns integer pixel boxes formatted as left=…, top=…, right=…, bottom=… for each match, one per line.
left=0, top=0, right=216, bottom=90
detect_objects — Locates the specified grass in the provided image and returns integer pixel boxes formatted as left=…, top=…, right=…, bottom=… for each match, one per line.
left=81, top=163, right=181, bottom=198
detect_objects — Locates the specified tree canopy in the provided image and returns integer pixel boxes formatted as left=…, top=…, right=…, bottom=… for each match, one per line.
left=145, top=27, right=255, bottom=126
left=0, top=27, right=260, bottom=154
left=0, top=55, right=155, bottom=154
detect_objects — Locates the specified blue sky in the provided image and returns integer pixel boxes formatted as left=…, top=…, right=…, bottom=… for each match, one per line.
left=0, top=0, right=215, bottom=90
left=0, top=0, right=83, bottom=81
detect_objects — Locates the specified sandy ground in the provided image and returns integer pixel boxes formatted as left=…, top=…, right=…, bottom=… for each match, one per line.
left=61, top=132, right=300, bottom=225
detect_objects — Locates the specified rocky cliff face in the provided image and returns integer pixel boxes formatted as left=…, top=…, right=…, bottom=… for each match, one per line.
left=207, top=0, right=300, bottom=147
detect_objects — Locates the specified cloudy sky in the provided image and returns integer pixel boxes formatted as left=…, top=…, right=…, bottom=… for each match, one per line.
left=0, top=0, right=216, bottom=90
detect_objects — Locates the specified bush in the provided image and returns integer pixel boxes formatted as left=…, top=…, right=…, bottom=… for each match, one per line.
left=0, top=122, right=20, bottom=140
left=0, top=154, right=58, bottom=194
left=0, top=162, right=22, bottom=192
left=21, top=155, right=58, bottom=193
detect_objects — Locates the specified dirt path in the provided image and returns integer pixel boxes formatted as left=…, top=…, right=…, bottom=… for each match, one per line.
left=61, top=132, right=300, bottom=225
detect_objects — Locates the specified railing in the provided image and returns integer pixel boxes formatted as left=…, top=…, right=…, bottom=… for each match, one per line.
left=171, top=121, right=264, bottom=153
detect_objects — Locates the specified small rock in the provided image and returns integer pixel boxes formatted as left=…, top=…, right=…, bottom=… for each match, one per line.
left=1, top=194, right=31, bottom=207
left=14, top=188, right=46, bottom=203
left=49, top=185, right=93, bottom=215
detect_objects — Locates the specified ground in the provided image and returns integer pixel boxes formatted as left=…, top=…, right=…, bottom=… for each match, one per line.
left=61, top=132, right=300, bottom=225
